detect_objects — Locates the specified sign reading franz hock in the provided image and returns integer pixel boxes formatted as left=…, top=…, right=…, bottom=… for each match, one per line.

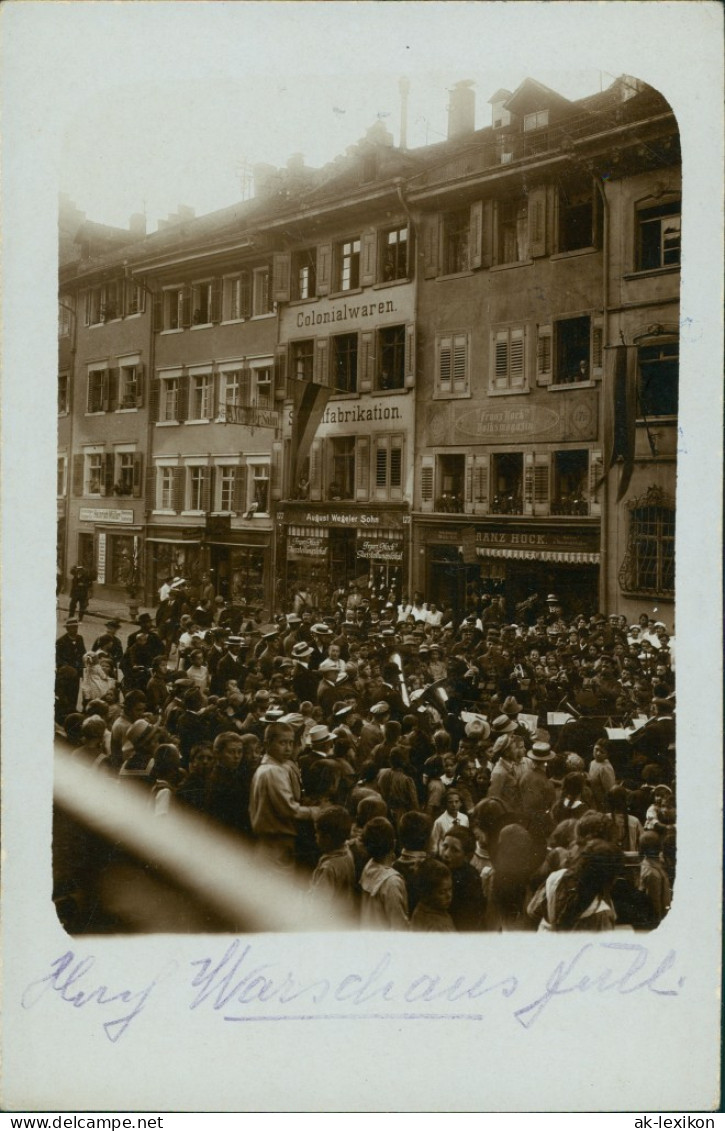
left=426, top=393, right=598, bottom=446
left=357, top=538, right=404, bottom=562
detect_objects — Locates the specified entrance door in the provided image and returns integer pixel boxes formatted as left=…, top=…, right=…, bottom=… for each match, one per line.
left=329, top=528, right=356, bottom=591
left=77, top=532, right=94, bottom=574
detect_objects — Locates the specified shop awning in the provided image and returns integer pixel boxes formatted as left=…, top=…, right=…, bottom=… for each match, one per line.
left=146, top=536, right=202, bottom=544
left=476, top=547, right=600, bottom=564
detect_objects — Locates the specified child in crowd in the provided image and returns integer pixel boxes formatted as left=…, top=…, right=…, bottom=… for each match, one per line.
left=410, top=858, right=456, bottom=932
left=360, top=817, right=409, bottom=930
left=310, top=806, right=356, bottom=917
left=429, top=787, right=470, bottom=857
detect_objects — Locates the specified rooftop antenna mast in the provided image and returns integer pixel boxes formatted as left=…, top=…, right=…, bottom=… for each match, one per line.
left=399, top=76, right=410, bottom=150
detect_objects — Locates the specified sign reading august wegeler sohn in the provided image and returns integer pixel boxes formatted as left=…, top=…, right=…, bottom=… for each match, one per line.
left=426, top=393, right=598, bottom=445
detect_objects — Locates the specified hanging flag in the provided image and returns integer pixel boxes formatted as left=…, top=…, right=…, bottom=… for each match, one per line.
left=601, top=343, right=636, bottom=502
left=290, top=379, right=332, bottom=486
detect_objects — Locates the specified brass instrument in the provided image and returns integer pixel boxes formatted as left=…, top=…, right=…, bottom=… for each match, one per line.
left=390, top=651, right=410, bottom=708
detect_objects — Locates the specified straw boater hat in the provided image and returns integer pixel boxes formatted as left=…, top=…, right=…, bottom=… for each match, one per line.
left=528, top=741, right=555, bottom=763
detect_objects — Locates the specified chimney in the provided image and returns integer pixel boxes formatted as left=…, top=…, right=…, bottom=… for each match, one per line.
left=129, top=212, right=146, bottom=237
left=447, top=80, right=476, bottom=139
left=253, top=162, right=278, bottom=199
left=287, top=152, right=305, bottom=175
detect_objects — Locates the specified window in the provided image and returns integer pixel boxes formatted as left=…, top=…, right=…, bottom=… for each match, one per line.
left=253, top=365, right=273, bottom=408
left=250, top=463, right=270, bottom=513
left=442, top=209, right=469, bottom=274
left=381, top=227, right=408, bottom=281
left=436, top=455, right=465, bottom=512
left=492, top=327, right=526, bottom=391
left=218, top=466, right=237, bottom=513
left=619, top=487, right=675, bottom=596
left=523, top=109, right=549, bottom=131
left=85, top=452, right=105, bottom=497
left=161, top=376, right=179, bottom=422
left=224, top=271, right=251, bottom=321
left=125, top=283, right=145, bottom=316
left=374, top=435, right=404, bottom=500
left=159, top=466, right=175, bottom=510
left=554, top=317, right=591, bottom=384
left=551, top=450, right=589, bottom=515
left=331, top=334, right=358, bottom=393
left=638, top=341, right=679, bottom=417
left=497, top=196, right=528, bottom=264
left=58, top=373, right=69, bottom=414
left=118, top=363, right=139, bottom=409
left=336, top=238, right=361, bottom=291
left=191, top=281, right=212, bottom=325
left=164, top=287, right=184, bottom=330
left=253, top=267, right=272, bottom=315
left=110, top=535, right=138, bottom=587
left=329, top=438, right=355, bottom=500
left=377, top=325, right=405, bottom=390
left=59, top=298, right=73, bottom=337
left=57, top=456, right=67, bottom=498
left=292, top=249, right=317, bottom=299
left=437, top=333, right=469, bottom=397
left=113, top=452, right=135, bottom=497
left=636, top=200, right=681, bottom=271
left=87, top=369, right=107, bottom=413
left=491, top=453, right=524, bottom=514
left=189, top=373, right=212, bottom=421
left=558, top=178, right=598, bottom=252
left=86, top=288, right=103, bottom=326
left=188, top=466, right=209, bottom=512
left=100, top=281, right=121, bottom=322
left=292, top=340, right=314, bottom=382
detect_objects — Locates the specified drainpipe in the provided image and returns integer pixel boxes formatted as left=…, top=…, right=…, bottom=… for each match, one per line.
left=594, top=173, right=610, bottom=614
left=127, top=267, right=157, bottom=610
left=59, top=299, right=77, bottom=591
left=394, top=178, right=418, bottom=602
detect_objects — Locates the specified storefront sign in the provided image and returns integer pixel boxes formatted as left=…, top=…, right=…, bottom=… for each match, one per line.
left=79, top=507, right=134, bottom=524
left=280, top=506, right=407, bottom=529
left=288, top=535, right=328, bottom=560
left=426, top=394, right=598, bottom=446
left=294, top=297, right=397, bottom=330
left=96, top=532, right=106, bottom=585
left=357, top=538, right=404, bottom=562
left=475, top=529, right=599, bottom=551
left=287, top=398, right=406, bottom=428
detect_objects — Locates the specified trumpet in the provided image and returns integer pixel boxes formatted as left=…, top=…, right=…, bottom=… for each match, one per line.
left=390, top=651, right=411, bottom=708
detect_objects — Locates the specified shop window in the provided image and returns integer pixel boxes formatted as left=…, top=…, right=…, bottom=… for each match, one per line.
left=436, top=333, right=469, bottom=397
left=253, top=267, right=272, bottom=315
left=189, top=373, right=213, bottom=421
left=442, top=208, right=469, bottom=274
left=381, top=226, right=408, bottom=281
left=619, top=487, right=675, bottom=596
left=329, top=438, right=355, bottom=500
left=554, top=317, right=591, bottom=384
left=57, top=456, right=67, bottom=498
left=292, top=249, right=317, bottom=299
left=523, top=109, right=549, bottom=131
left=87, top=369, right=107, bottom=413
left=292, top=340, right=314, bottom=382
left=491, top=327, right=526, bottom=391
left=636, top=200, right=681, bottom=271
left=490, top=453, right=523, bottom=514
left=110, top=535, right=137, bottom=587
left=191, top=281, right=213, bottom=325
left=496, top=196, right=529, bottom=264
left=58, top=372, right=69, bottom=414
left=332, top=333, right=358, bottom=393
left=638, top=341, right=678, bottom=417
left=229, top=548, right=265, bottom=606
left=436, top=454, right=465, bottom=513
left=558, top=177, right=598, bottom=252
left=377, top=325, right=405, bottom=390
left=164, top=287, right=185, bottom=330
left=224, top=271, right=251, bottom=321
left=335, top=238, right=361, bottom=292
left=551, top=450, right=589, bottom=515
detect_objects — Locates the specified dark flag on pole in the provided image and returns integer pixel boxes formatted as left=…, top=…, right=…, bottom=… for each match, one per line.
left=290, top=379, right=332, bottom=486
left=603, top=343, right=637, bottom=502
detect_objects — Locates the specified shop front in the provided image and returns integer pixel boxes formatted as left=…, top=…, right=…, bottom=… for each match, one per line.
left=278, top=504, right=409, bottom=610
left=72, top=506, right=145, bottom=601
left=416, top=519, right=600, bottom=620
left=145, top=527, right=204, bottom=603
left=205, top=515, right=272, bottom=616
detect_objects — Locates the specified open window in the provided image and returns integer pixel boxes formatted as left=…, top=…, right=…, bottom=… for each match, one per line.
left=551, top=450, right=589, bottom=515
left=328, top=438, right=355, bottom=500
left=636, top=199, right=681, bottom=271
left=332, top=333, right=358, bottom=393
left=637, top=340, right=678, bottom=417
left=436, top=454, right=465, bottom=513
left=491, top=453, right=524, bottom=514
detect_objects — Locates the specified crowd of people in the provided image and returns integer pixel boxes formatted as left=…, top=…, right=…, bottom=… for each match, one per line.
left=54, top=577, right=676, bottom=933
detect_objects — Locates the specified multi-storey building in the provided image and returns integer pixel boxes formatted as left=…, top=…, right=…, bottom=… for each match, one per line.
left=406, top=76, right=679, bottom=623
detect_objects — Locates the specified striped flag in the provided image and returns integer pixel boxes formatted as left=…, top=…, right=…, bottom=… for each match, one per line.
left=290, top=379, right=332, bottom=484
left=602, top=343, right=637, bottom=502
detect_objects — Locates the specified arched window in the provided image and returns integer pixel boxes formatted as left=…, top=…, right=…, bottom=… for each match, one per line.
left=618, top=486, right=675, bottom=596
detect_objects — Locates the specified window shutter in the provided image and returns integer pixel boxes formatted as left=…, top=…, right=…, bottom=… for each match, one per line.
left=390, top=439, right=403, bottom=500
left=420, top=455, right=435, bottom=512
left=315, top=338, right=329, bottom=386
left=209, top=373, right=218, bottom=421
left=359, top=331, right=373, bottom=392
left=271, top=442, right=283, bottom=500
left=374, top=436, right=388, bottom=500
left=102, top=452, right=114, bottom=497
left=309, top=438, right=322, bottom=500
left=135, top=363, right=145, bottom=408
left=272, top=253, right=291, bottom=303
left=72, top=454, right=85, bottom=497
left=132, top=454, right=143, bottom=498
left=536, top=324, right=553, bottom=385
left=481, top=200, right=494, bottom=268
left=453, top=334, right=468, bottom=394
left=152, top=294, right=163, bottom=332
left=239, top=270, right=252, bottom=318
left=149, top=378, right=160, bottom=422
left=510, top=327, right=525, bottom=388
left=210, top=278, right=222, bottom=323
left=316, top=243, right=332, bottom=296
left=360, top=229, right=377, bottom=286
left=404, top=322, right=416, bottom=388
left=526, top=453, right=550, bottom=515
left=171, top=467, right=185, bottom=513
left=469, top=201, right=483, bottom=269
left=524, top=452, right=534, bottom=515
left=355, top=436, right=370, bottom=500
left=233, top=465, right=248, bottom=514
left=106, top=368, right=119, bottom=411
left=588, top=449, right=603, bottom=516
left=146, top=461, right=157, bottom=511
left=591, top=317, right=604, bottom=379
left=84, top=290, right=91, bottom=326
left=237, top=367, right=250, bottom=408
left=528, top=187, right=547, bottom=258
left=181, top=286, right=192, bottom=328
left=473, top=453, right=490, bottom=514
left=177, top=373, right=189, bottom=423
left=464, top=453, right=475, bottom=513
left=67, top=372, right=74, bottom=412
left=438, top=337, right=452, bottom=393
left=494, top=330, right=509, bottom=387
left=422, top=214, right=440, bottom=278
left=274, top=345, right=288, bottom=399
left=200, top=467, right=211, bottom=513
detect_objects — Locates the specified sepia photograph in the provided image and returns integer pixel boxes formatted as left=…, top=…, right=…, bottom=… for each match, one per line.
left=2, top=0, right=722, bottom=1114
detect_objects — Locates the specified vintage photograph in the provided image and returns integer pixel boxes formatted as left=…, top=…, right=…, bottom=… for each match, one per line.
left=53, top=63, right=681, bottom=938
